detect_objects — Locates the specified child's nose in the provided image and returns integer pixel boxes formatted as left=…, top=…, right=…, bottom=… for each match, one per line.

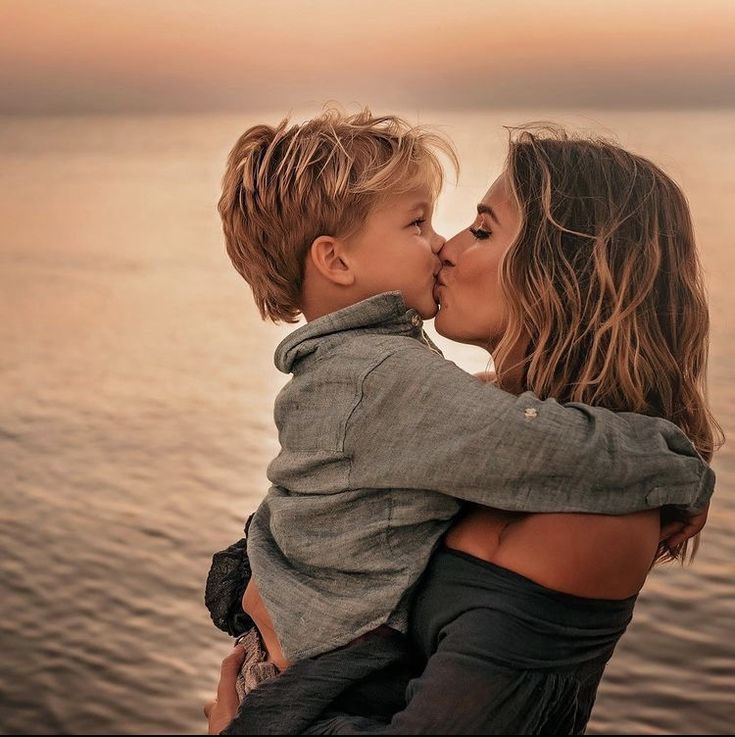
left=430, top=230, right=445, bottom=255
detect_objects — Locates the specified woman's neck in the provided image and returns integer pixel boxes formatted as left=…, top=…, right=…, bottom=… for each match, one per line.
left=493, top=336, right=528, bottom=396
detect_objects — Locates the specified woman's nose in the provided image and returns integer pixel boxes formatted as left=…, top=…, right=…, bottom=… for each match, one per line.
left=438, top=232, right=463, bottom=266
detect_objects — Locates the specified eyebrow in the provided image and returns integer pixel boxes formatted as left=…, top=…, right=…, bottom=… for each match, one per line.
left=477, top=203, right=500, bottom=225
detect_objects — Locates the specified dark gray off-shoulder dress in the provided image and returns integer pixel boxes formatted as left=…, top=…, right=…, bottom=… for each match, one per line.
left=206, top=533, right=636, bottom=735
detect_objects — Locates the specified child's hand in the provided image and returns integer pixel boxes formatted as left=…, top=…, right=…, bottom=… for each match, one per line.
left=660, top=502, right=709, bottom=550
left=204, top=644, right=247, bottom=734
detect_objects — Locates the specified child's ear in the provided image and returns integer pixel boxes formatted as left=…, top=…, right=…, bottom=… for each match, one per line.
left=309, top=236, right=356, bottom=286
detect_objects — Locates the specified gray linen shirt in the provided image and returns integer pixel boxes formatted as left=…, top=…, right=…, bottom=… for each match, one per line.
left=247, top=292, right=714, bottom=662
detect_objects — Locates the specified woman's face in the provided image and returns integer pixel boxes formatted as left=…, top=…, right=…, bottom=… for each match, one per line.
left=434, top=173, right=521, bottom=349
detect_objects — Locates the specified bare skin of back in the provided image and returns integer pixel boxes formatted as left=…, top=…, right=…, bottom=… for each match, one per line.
left=444, top=505, right=661, bottom=600
left=243, top=507, right=661, bottom=670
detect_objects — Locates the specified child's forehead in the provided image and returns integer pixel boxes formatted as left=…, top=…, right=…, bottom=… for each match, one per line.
left=375, top=184, right=436, bottom=214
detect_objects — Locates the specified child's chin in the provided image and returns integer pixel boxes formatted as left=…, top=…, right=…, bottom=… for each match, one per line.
left=419, top=301, right=440, bottom=320
left=433, top=306, right=451, bottom=335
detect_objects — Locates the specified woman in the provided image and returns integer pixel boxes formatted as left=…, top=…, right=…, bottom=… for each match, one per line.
left=206, top=127, right=720, bottom=734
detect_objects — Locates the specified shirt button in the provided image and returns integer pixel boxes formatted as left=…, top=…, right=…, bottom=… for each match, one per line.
left=410, top=314, right=422, bottom=327
left=524, top=408, right=538, bottom=419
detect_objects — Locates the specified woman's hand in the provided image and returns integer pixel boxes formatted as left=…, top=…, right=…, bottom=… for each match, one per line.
left=242, top=579, right=290, bottom=670
left=204, top=644, right=247, bottom=734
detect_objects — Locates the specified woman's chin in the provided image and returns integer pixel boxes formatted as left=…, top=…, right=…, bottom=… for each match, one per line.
left=435, top=307, right=492, bottom=349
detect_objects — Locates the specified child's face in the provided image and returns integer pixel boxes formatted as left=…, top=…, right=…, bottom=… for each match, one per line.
left=345, top=184, right=444, bottom=319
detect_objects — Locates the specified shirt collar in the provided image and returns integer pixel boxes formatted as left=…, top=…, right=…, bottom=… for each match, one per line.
left=274, top=292, right=425, bottom=373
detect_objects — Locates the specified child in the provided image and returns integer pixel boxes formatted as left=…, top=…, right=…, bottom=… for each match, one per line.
left=211, top=109, right=713, bottom=677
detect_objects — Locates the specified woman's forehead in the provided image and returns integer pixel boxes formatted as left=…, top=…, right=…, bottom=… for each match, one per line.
left=479, top=174, right=516, bottom=223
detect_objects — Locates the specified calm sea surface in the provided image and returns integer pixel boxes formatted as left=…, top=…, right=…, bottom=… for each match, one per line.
left=1, top=110, right=733, bottom=734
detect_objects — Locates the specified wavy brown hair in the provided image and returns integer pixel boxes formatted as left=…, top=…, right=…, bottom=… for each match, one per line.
left=493, top=126, right=722, bottom=563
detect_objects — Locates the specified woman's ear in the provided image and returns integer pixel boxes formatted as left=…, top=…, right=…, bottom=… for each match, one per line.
left=309, top=236, right=356, bottom=286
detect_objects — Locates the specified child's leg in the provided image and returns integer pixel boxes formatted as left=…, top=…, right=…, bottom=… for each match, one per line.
left=233, top=627, right=280, bottom=702
left=205, top=524, right=254, bottom=637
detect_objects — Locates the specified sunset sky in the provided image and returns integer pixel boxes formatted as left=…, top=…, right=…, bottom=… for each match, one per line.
left=2, top=0, right=734, bottom=114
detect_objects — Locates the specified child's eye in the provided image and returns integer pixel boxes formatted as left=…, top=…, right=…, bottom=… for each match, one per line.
left=411, top=218, right=426, bottom=230
left=469, top=225, right=491, bottom=240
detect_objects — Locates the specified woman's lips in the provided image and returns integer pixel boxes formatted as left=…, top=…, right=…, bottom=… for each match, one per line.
left=433, top=273, right=448, bottom=300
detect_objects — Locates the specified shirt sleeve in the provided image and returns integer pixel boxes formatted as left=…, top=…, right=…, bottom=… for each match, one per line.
left=343, top=345, right=714, bottom=515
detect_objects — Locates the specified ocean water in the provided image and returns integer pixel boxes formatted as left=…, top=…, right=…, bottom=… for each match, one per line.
left=0, top=110, right=733, bottom=734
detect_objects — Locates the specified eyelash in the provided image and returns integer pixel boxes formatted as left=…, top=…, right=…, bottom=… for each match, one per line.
left=469, top=226, right=491, bottom=240
left=411, top=218, right=426, bottom=229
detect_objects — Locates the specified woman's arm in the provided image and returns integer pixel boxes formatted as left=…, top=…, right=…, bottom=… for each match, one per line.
left=242, top=578, right=289, bottom=670
left=204, top=645, right=248, bottom=735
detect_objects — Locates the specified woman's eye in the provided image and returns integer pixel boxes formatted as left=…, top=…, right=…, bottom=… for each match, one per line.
left=469, top=226, right=491, bottom=240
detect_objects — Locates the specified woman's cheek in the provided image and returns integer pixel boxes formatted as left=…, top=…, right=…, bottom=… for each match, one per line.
left=465, top=262, right=503, bottom=339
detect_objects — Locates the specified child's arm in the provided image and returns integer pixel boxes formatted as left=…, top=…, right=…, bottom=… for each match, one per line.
left=341, top=346, right=713, bottom=515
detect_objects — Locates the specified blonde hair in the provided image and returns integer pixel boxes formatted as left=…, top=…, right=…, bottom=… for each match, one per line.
left=493, top=126, right=723, bottom=562
left=218, top=107, right=458, bottom=323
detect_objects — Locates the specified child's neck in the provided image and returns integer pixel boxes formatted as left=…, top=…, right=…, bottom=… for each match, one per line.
left=301, top=289, right=358, bottom=322
left=300, top=266, right=374, bottom=322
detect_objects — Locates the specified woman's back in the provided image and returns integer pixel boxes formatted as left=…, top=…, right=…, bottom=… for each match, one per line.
left=445, top=505, right=661, bottom=600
